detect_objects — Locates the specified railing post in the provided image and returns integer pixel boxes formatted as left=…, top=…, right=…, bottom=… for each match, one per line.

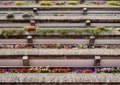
left=22, top=56, right=29, bottom=66
left=94, top=56, right=101, bottom=66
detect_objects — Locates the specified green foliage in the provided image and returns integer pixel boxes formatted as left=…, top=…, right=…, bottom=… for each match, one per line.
left=0, top=28, right=113, bottom=37
left=6, top=12, right=14, bottom=19
left=39, top=1, right=53, bottom=5
left=0, top=28, right=24, bottom=37
left=84, top=28, right=101, bottom=35
left=36, top=28, right=112, bottom=35
left=117, top=28, right=120, bottom=31
left=84, top=2, right=91, bottom=5
left=22, top=12, right=34, bottom=18
left=66, top=1, right=79, bottom=5
left=107, top=1, right=120, bottom=5
left=54, top=1, right=65, bottom=5
left=14, top=1, right=26, bottom=5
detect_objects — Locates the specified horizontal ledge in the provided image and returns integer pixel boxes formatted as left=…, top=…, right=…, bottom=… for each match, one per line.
left=0, top=73, right=120, bottom=83
left=0, top=49, right=119, bottom=55
left=0, top=4, right=119, bottom=8
left=0, top=16, right=120, bottom=20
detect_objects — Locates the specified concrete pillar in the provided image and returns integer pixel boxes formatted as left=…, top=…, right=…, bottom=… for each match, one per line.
left=27, top=36, right=33, bottom=44
left=89, top=36, right=95, bottom=48
left=94, top=56, right=101, bottom=66
left=83, top=7, right=87, bottom=15
left=23, top=56, right=29, bottom=66
left=30, top=20, right=35, bottom=26
left=33, top=8, right=38, bottom=15
left=86, top=20, right=91, bottom=27
left=27, top=35, right=33, bottom=47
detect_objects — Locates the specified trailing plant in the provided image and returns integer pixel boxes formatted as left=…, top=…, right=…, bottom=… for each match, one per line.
left=39, top=1, right=53, bottom=5
left=36, top=28, right=55, bottom=35
left=66, top=1, right=79, bottom=5
left=14, top=1, right=26, bottom=5
left=54, top=1, right=65, bottom=5
left=0, top=69, right=6, bottom=73
left=116, top=28, right=120, bottom=31
left=107, top=1, right=120, bottom=5
left=0, top=1, right=11, bottom=5
left=6, top=12, right=14, bottom=19
left=22, top=12, right=34, bottom=18
left=24, top=25, right=36, bottom=31
left=96, top=26, right=105, bottom=30
left=84, top=28, right=101, bottom=35
left=84, top=2, right=91, bottom=5
left=0, top=28, right=24, bottom=37
left=96, top=68, right=120, bottom=73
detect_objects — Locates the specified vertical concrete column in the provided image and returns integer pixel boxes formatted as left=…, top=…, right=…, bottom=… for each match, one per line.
left=94, top=56, right=101, bottom=66
left=23, top=56, right=29, bottom=66
left=27, top=35, right=33, bottom=47
left=83, top=7, right=87, bottom=16
left=30, top=20, right=35, bottom=26
left=86, top=20, right=91, bottom=27
left=33, top=8, right=38, bottom=15
left=89, top=36, right=95, bottom=48
left=27, top=36, right=33, bottom=44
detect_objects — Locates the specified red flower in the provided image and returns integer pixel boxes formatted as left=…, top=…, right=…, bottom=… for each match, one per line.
left=0, top=69, right=6, bottom=73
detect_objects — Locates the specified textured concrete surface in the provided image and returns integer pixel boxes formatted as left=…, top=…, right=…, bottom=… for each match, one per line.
left=0, top=73, right=120, bottom=83
left=0, top=49, right=119, bottom=56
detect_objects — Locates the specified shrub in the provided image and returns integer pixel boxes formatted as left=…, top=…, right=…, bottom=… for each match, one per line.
left=84, top=2, right=91, bottom=5
left=0, top=28, right=24, bottom=37
left=0, top=1, right=11, bottom=5
left=116, top=28, right=120, bottom=31
left=39, top=1, right=53, bottom=5
left=107, top=1, right=120, bottom=5
left=66, top=1, right=79, bottom=5
left=24, top=25, right=36, bottom=31
left=14, top=1, right=26, bottom=5
left=96, top=26, right=105, bottom=30
left=6, top=12, right=14, bottom=19
left=54, top=1, right=65, bottom=5
left=22, top=13, right=34, bottom=18
left=84, top=28, right=101, bottom=35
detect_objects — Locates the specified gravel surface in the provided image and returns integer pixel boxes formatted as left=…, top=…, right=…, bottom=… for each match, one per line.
left=0, top=73, right=120, bottom=83
left=0, top=49, right=119, bottom=55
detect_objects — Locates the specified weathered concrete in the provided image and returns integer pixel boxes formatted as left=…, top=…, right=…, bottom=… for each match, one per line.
left=0, top=73, right=120, bottom=83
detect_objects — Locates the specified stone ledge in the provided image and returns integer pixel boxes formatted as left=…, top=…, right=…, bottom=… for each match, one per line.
left=0, top=73, right=120, bottom=83
left=0, top=49, right=119, bottom=56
